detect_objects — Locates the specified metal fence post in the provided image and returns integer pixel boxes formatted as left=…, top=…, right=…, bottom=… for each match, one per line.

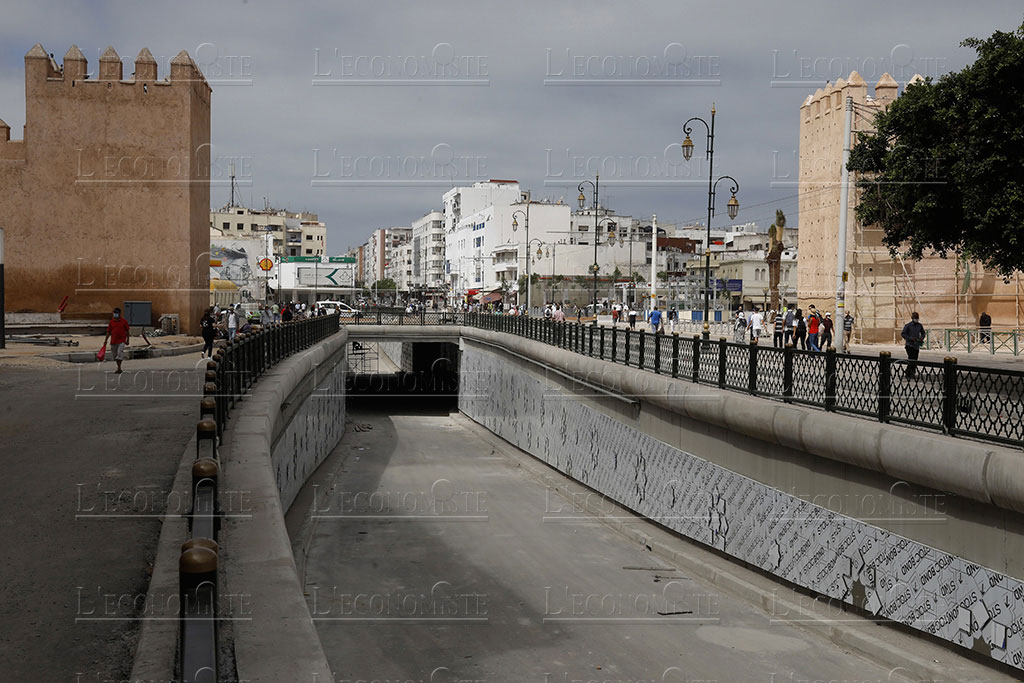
left=599, top=326, right=606, bottom=358
left=718, top=338, right=727, bottom=389
left=638, top=330, right=646, bottom=370
left=878, top=351, right=891, bottom=423
left=611, top=326, right=618, bottom=363
left=671, top=333, right=679, bottom=378
left=654, top=331, right=661, bottom=374
left=824, top=346, right=837, bottom=411
left=943, top=356, right=958, bottom=434
left=749, top=341, right=759, bottom=395
left=692, top=335, right=700, bottom=383
left=783, top=343, right=794, bottom=403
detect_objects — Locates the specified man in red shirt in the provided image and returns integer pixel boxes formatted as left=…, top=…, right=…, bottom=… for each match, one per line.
left=102, top=307, right=131, bottom=374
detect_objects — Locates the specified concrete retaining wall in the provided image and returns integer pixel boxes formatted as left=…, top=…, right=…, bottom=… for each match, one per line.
left=457, top=329, right=1024, bottom=673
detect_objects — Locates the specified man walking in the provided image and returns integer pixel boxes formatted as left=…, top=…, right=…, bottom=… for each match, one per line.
left=649, top=306, right=662, bottom=334
left=843, top=310, right=855, bottom=352
left=773, top=309, right=785, bottom=347
left=820, top=312, right=834, bottom=349
left=200, top=307, right=216, bottom=358
left=749, top=307, right=764, bottom=344
left=979, top=311, right=992, bottom=344
left=901, top=312, right=926, bottom=379
left=227, top=305, right=239, bottom=340
left=668, top=306, right=678, bottom=334
left=807, top=305, right=821, bottom=351
left=102, top=307, right=131, bottom=374
left=784, top=305, right=796, bottom=346
left=628, top=305, right=638, bottom=331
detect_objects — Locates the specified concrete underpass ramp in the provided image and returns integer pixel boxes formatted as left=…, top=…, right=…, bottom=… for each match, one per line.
left=297, top=407, right=906, bottom=683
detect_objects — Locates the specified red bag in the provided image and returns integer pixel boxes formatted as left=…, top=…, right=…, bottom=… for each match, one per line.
left=96, top=343, right=107, bottom=361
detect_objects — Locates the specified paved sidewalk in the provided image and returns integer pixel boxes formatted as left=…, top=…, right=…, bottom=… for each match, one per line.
left=0, top=355, right=204, bottom=681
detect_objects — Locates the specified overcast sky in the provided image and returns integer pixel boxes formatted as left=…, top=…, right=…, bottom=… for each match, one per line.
left=1, top=1, right=1020, bottom=251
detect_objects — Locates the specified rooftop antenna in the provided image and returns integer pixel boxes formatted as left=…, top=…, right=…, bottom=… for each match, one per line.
left=229, top=162, right=237, bottom=208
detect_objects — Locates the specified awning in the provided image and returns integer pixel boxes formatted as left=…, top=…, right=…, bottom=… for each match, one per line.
left=480, top=291, right=503, bottom=304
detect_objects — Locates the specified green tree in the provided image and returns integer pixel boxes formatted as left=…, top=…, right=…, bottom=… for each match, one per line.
left=847, top=21, right=1024, bottom=278
left=612, top=266, right=623, bottom=280
left=371, top=278, right=397, bottom=292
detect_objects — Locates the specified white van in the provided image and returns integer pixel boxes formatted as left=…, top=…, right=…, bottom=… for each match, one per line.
left=314, top=300, right=356, bottom=317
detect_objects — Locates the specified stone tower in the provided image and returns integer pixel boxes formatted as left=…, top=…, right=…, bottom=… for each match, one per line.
left=0, top=43, right=211, bottom=333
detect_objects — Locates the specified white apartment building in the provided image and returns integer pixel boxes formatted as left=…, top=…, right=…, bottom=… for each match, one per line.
left=442, top=180, right=524, bottom=232
left=210, top=205, right=327, bottom=259
left=411, top=210, right=446, bottom=297
left=386, top=241, right=414, bottom=293
left=365, top=226, right=411, bottom=286
left=445, top=199, right=571, bottom=302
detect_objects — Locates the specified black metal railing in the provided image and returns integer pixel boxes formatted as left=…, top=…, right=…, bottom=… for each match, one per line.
left=181, top=313, right=341, bottom=682
left=346, top=312, right=1024, bottom=449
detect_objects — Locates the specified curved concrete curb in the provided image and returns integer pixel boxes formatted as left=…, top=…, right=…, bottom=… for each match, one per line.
left=43, top=341, right=206, bottom=363
left=460, top=327, right=1024, bottom=515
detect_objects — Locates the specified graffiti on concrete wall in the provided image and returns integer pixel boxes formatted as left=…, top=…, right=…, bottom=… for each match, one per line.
left=459, top=346, right=1024, bottom=672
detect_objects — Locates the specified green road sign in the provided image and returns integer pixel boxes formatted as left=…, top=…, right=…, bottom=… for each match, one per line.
left=281, top=255, right=320, bottom=262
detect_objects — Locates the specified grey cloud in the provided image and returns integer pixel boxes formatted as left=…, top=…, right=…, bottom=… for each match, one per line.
left=1, top=0, right=1020, bottom=248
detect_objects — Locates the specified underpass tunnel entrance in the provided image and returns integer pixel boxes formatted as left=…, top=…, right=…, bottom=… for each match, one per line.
left=346, top=340, right=459, bottom=408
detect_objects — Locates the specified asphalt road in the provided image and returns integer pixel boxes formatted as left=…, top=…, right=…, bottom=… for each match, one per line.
left=301, top=406, right=908, bottom=683
left=0, top=354, right=205, bottom=681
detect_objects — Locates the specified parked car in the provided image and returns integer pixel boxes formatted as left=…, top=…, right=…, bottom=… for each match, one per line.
left=314, top=300, right=358, bottom=318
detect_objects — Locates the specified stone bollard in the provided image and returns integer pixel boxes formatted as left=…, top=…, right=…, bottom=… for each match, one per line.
left=179, top=545, right=218, bottom=683
left=196, top=419, right=217, bottom=460
left=191, top=458, right=219, bottom=539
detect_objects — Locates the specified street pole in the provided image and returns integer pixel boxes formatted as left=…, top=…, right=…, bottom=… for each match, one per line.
left=649, top=215, right=658, bottom=309
left=594, top=175, right=599, bottom=313
left=704, top=107, right=716, bottom=335
left=525, top=205, right=530, bottom=314
left=835, top=96, right=854, bottom=351
left=622, top=225, right=630, bottom=309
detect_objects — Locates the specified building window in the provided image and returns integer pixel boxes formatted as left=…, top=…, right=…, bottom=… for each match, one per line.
left=251, top=224, right=258, bottom=231
left=237, top=223, right=244, bottom=230
left=222, top=222, right=229, bottom=231
left=306, top=248, right=313, bottom=255
left=306, top=235, right=313, bottom=241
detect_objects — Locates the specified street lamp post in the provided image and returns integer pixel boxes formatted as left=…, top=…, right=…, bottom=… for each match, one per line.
left=598, top=217, right=617, bottom=304
left=578, top=174, right=599, bottom=317
left=682, top=106, right=740, bottom=337
left=512, top=206, right=531, bottom=313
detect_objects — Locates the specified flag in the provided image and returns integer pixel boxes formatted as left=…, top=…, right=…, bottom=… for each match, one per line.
left=960, top=255, right=971, bottom=295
